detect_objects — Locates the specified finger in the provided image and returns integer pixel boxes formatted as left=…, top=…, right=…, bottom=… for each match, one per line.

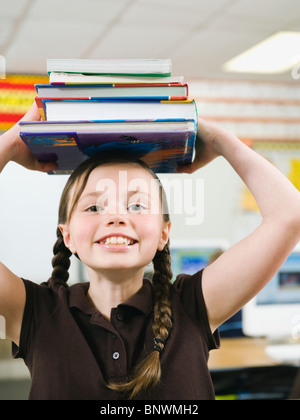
left=176, top=161, right=200, bottom=174
left=20, top=153, right=58, bottom=172
left=35, top=160, right=59, bottom=173
left=21, top=102, right=41, bottom=122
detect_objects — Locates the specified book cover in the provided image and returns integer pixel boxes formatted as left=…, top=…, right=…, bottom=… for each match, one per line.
left=19, top=128, right=196, bottom=174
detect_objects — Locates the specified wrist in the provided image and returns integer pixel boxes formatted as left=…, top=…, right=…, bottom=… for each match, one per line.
left=196, top=118, right=237, bottom=158
left=213, top=127, right=242, bottom=159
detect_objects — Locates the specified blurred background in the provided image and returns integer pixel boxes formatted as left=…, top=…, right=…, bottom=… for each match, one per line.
left=1, top=0, right=300, bottom=400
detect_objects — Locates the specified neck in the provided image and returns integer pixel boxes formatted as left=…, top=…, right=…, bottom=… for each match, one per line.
left=86, top=268, right=145, bottom=320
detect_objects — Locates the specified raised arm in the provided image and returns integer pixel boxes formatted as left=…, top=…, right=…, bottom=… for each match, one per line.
left=0, top=104, right=58, bottom=344
left=179, top=119, right=300, bottom=332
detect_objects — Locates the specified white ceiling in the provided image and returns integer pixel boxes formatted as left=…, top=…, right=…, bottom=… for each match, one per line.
left=1, top=0, right=300, bottom=82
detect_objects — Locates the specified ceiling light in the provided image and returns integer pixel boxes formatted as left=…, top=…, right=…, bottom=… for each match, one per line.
left=223, top=31, right=300, bottom=74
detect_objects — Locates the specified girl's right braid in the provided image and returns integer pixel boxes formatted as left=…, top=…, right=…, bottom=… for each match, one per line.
left=151, top=241, right=173, bottom=354
left=51, top=227, right=72, bottom=284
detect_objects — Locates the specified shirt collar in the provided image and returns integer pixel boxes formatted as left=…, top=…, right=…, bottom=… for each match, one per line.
left=119, top=279, right=153, bottom=316
left=68, top=279, right=153, bottom=317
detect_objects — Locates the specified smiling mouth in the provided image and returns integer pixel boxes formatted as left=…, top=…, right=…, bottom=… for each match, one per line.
left=97, top=236, right=137, bottom=246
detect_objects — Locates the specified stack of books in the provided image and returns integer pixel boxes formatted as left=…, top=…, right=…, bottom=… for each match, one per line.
left=19, top=59, right=198, bottom=174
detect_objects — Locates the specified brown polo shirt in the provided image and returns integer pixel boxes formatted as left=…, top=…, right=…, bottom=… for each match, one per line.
left=12, top=269, right=219, bottom=400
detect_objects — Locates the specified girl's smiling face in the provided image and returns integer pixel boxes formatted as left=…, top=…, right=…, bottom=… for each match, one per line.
left=59, top=162, right=171, bottom=277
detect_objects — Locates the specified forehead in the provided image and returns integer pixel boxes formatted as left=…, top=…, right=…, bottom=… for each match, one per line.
left=83, top=162, right=159, bottom=192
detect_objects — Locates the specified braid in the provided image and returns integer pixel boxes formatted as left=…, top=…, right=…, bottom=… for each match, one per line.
left=51, top=227, right=72, bottom=284
left=108, top=241, right=173, bottom=399
left=152, top=241, right=173, bottom=352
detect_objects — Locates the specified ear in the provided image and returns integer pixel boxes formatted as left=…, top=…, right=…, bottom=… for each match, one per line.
left=58, top=224, right=77, bottom=254
left=157, top=221, right=171, bottom=251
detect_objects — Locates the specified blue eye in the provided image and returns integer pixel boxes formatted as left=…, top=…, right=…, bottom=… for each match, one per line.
left=128, top=203, right=147, bottom=214
left=86, top=205, right=103, bottom=213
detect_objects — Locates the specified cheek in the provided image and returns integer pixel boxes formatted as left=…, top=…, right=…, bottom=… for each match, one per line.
left=138, top=215, right=163, bottom=244
left=69, top=218, right=96, bottom=248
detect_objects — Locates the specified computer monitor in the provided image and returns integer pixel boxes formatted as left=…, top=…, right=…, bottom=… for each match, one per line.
left=169, top=238, right=229, bottom=280
left=143, top=238, right=229, bottom=280
left=242, top=245, right=300, bottom=340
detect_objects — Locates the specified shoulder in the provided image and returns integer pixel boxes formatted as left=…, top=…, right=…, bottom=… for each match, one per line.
left=171, top=269, right=220, bottom=350
left=23, top=276, right=88, bottom=304
left=13, top=277, right=78, bottom=358
left=20, top=277, right=64, bottom=318
left=171, top=269, right=207, bottom=321
left=22, top=277, right=91, bottom=320
left=23, top=276, right=67, bottom=299
left=172, top=269, right=205, bottom=300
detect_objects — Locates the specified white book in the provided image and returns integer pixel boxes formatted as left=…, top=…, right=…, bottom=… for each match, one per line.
left=19, top=119, right=196, bottom=133
left=42, top=100, right=198, bottom=122
left=47, top=58, right=172, bottom=76
left=49, top=72, right=184, bottom=85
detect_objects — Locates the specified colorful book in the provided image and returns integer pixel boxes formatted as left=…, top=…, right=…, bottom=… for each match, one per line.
left=35, top=83, right=189, bottom=100
left=47, top=58, right=172, bottom=77
left=19, top=120, right=197, bottom=174
left=35, top=97, right=198, bottom=122
left=49, top=72, right=184, bottom=85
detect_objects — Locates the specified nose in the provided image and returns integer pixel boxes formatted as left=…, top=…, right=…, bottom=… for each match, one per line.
left=106, top=213, right=127, bottom=226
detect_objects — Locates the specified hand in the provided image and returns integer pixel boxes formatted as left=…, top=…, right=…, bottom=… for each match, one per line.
left=2, top=102, right=58, bottom=172
left=176, top=118, right=230, bottom=174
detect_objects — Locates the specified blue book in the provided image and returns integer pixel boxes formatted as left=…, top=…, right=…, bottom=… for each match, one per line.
left=19, top=119, right=197, bottom=174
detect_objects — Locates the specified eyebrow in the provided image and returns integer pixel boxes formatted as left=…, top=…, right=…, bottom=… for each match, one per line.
left=79, top=189, right=151, bottom=202
left=79, top=191, right=103, bottom=202
left=127, top=190, right=151, bottom=199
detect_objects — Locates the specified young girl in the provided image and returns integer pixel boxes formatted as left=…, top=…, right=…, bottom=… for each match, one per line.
left=1, top=103, right=300, bottom=400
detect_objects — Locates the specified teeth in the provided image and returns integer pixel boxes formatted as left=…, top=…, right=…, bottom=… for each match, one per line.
left=103, top=236, right=134, bottom=245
